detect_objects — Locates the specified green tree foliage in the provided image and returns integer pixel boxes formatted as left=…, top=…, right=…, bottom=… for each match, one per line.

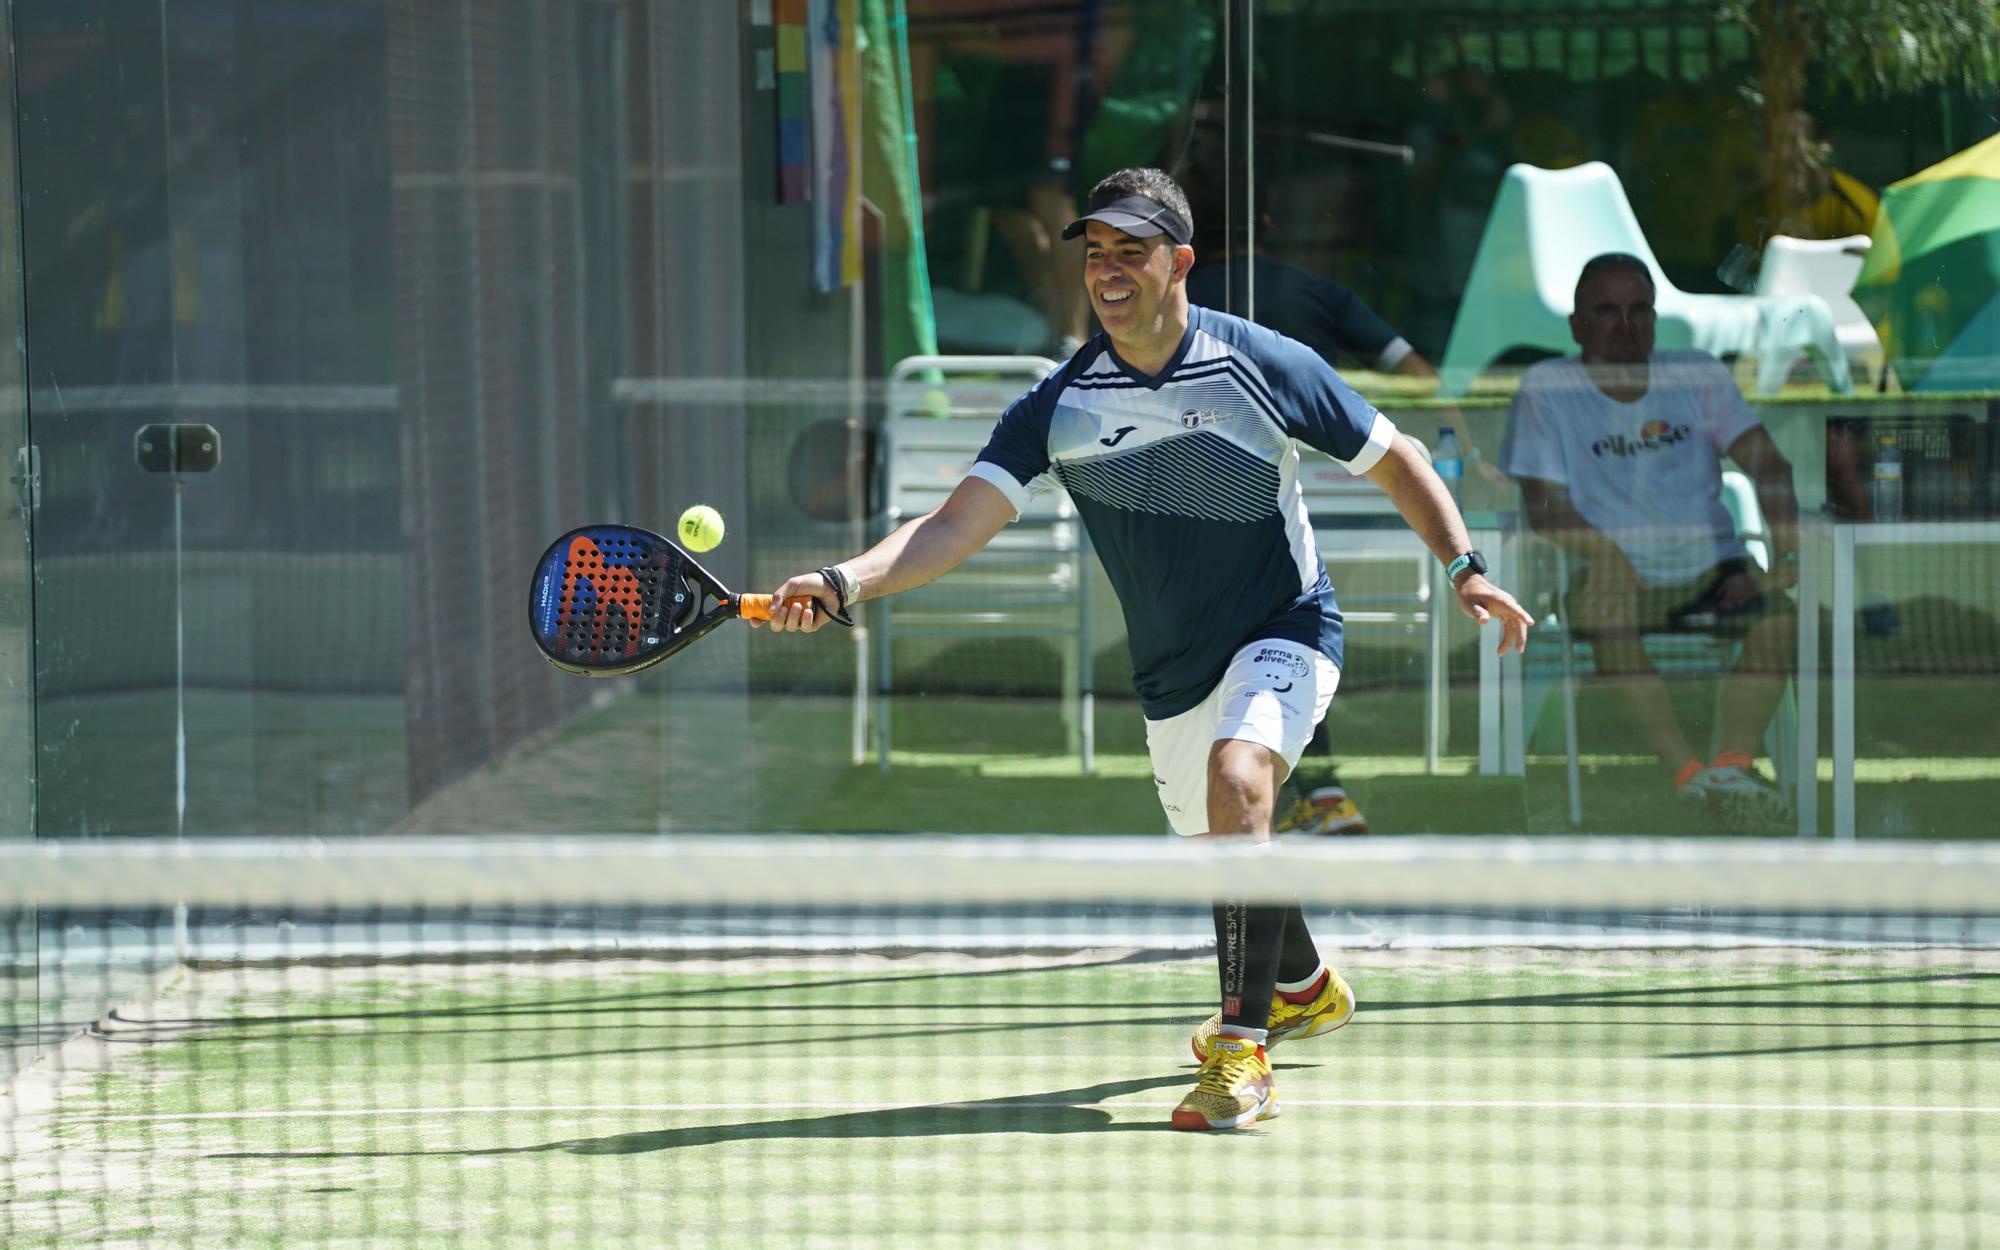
left=1725, top=0, right=2000, bottom=227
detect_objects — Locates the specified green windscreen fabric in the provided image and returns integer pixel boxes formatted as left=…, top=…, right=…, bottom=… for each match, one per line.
left=1076, top=0, right=1219, bottom=188
left=861, top=0, right=937, bottom=370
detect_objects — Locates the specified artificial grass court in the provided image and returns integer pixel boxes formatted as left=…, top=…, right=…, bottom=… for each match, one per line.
left=5, top=948, right=1995, bottom=1247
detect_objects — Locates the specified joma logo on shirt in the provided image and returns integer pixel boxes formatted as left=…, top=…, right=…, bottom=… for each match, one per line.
left=1591, top=421, right=1692, bottom=458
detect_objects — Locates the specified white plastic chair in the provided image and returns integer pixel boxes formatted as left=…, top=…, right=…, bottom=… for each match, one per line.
left=871, top=356, right=1095, bottom=773
left=1753, top=234, right=1881, bottom=384
left=1717, top=469, right=1769, bottom=571
left=1300, top=437, right=1449, bottom=773
left=1439, top=163, right=1852, bottom=397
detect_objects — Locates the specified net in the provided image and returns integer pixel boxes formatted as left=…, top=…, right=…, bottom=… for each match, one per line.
left=4, top=835, right=1998, bottom=1249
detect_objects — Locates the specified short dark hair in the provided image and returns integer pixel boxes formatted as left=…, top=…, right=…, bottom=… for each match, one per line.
left=1086, top=168, right=1195, bottom=244
left=1574, top=252, right=1655, bottom=306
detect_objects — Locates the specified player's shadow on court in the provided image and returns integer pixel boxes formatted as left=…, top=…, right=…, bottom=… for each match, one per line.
left=204, top=1072, right=1220, bottom=1167
left=560, top=1072, right=1197, bottom=1151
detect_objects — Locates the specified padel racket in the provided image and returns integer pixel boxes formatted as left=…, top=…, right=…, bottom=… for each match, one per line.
left=529, top=524, right=852, bottom=677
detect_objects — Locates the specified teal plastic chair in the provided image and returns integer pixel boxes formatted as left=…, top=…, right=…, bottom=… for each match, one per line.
left=1440, top=163, right=1852, bottom=397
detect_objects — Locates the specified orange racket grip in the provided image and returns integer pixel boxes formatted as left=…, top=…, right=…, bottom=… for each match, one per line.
left=734, top=593, right=853, bottom=627
left=733, top=593, right=814, bottom=621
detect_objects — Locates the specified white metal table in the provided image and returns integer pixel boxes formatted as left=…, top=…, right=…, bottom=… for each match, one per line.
left=1795, top=515, right=2000, bottom=839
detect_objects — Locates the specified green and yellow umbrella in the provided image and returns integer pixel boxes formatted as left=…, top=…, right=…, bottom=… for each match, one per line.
left=1852, top=131, right=2000, bottom=392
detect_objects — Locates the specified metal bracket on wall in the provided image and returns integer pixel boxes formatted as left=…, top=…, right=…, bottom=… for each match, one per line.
left=9, top=444, right=35, bottom=516
left=134, top=423, right=221, bottom=474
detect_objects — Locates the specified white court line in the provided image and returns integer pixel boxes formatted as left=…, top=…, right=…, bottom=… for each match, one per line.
left=28, top=1097, right=2000, bottom=1123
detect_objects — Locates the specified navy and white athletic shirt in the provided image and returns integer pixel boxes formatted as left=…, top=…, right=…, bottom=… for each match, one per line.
left=969, top=304, right=1398, bottom=719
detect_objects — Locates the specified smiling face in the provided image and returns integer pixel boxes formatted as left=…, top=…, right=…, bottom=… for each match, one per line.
left=1083, top=219, right=1193, bottom=367
left=1570, top=266, right=1657, bottom=365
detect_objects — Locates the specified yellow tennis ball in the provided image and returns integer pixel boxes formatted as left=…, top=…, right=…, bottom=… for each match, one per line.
left=677, top=504, right=725, bottom=553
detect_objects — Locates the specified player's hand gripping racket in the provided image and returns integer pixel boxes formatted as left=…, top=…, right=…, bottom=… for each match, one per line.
left=529, top=524, right=852, bottom=677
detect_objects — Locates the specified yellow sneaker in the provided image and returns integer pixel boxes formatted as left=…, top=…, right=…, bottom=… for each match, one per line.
left=1275, top=786, right=1370, bottom=836
left=1190, top=970, right=1356, bottom=1062
left=1171, top=1034, right=1278, bottom=1131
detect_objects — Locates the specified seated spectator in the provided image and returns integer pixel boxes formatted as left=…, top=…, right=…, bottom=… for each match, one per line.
left=1499, top=252, right=1799, bottom=829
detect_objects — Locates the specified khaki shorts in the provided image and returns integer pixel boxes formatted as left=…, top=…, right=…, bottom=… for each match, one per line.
left=1568, top=557, right=1772, bottom=640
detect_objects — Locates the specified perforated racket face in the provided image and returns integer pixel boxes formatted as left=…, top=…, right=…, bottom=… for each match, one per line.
left=529, top=527, right=700, bottom=674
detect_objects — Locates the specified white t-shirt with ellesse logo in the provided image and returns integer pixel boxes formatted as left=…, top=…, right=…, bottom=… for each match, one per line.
left=1499, top=351, right=1759, bottom=587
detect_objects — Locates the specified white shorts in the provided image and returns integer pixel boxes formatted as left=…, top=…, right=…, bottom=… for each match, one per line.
left=1144, top=638, right=1341, bottom=837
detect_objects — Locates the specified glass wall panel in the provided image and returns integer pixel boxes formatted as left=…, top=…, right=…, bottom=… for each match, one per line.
left=6, top=0, right=1244, bottom=843
left=19, top=0, right=1985, bottom=848
left=18, top=1, right=402, bottom=836
left=0, top=0, right=34, bottom=1079
left=10, top=1, right=763, bottom=840
left=1251, top=0, right=2000, bottom=835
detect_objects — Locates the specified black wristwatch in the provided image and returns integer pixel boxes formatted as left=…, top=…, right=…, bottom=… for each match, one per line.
left=1446, top=550, right=1488, bottom=587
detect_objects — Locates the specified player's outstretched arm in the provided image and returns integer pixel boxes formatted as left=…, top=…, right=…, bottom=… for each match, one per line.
left=758, top=475, right=1018, bottom=633
left=1364, top=434, right=1534, bottom=655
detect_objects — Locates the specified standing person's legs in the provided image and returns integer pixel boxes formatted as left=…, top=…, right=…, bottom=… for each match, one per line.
left=1147, top=639, right=1350, bottom=1129
left=1189, top=892, right=1352, bottom=1065
left=1203, top=741, right=1349, bottom=1030
left=1275, top=719, right=1372, bottom=835
left=1205, top=738, right=1292, bottom=1040
left=1024, top=181, right=1091, bottom=348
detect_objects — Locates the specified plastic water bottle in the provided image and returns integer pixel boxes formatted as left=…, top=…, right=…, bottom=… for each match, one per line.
left=1434, top=427, right=1464, bottom=506
left=1871, top=434, right=1903, bottom=523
